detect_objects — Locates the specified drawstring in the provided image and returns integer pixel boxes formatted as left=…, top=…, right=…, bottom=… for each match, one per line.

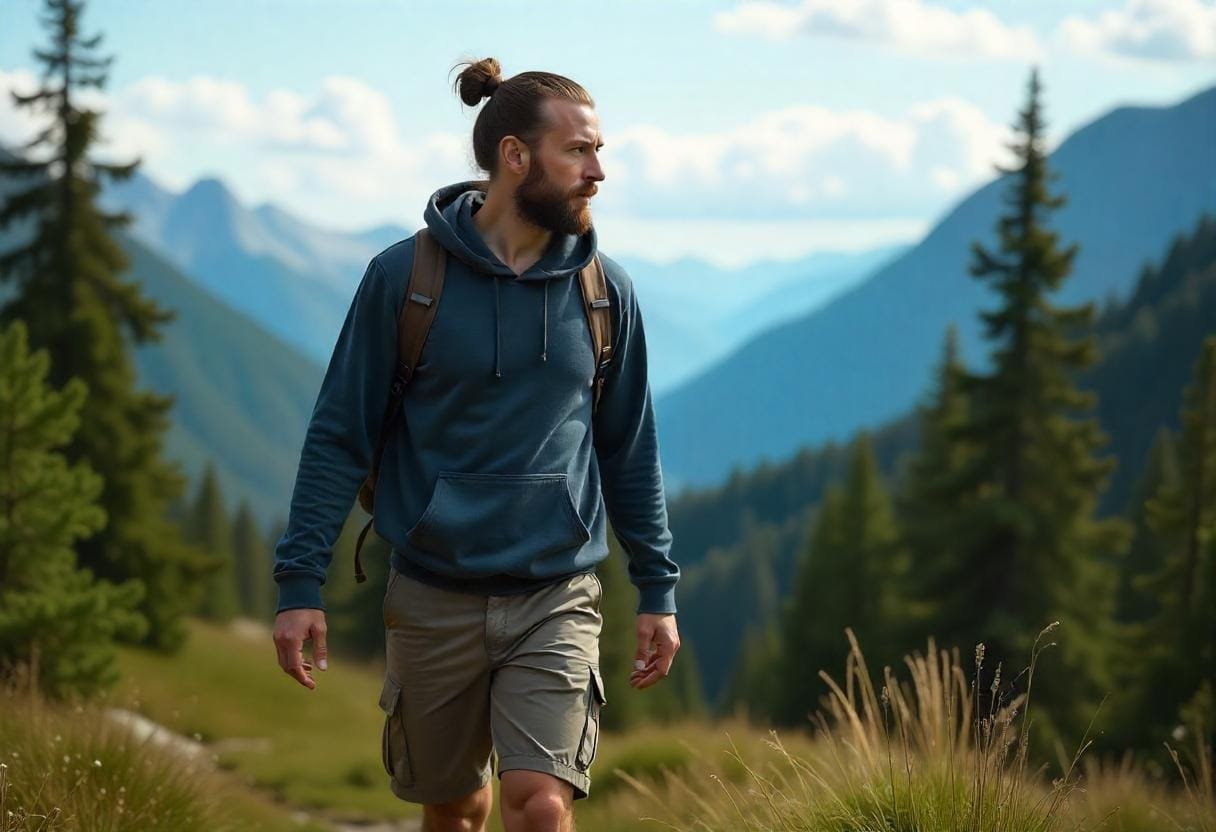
left=492, top=276, right=551, bottom=378
left=493, top=275, right=502, bottom=379
left=542, top=281, right=549, bottom=363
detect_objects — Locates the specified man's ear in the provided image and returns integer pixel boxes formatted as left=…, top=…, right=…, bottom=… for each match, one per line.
left=500, top=135, right=530, bottom=177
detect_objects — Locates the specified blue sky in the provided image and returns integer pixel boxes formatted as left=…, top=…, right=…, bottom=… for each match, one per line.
left=2, top=0, right=1213, bottom=266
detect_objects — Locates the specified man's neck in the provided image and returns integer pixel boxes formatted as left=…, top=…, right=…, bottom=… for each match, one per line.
left=472, top=184, right=552, bottom=276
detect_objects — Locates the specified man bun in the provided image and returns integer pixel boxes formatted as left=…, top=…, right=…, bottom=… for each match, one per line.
left=453, top=57, right=503, bottom=106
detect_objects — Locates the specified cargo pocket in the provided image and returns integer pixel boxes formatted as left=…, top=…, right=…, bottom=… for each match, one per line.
left=406, top=472, right=591, bottom=574
left=575, top=663, right=607, bottom=772
left=378, top=676, right=415, bottom=788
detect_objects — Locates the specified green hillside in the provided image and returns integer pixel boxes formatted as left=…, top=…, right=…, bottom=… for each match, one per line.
left=120, top=234, right=324, bottom=525
left=668, top=213, right=1216, bottom=709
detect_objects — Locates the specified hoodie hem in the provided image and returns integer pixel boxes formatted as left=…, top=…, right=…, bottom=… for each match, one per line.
left=390, top=548, right=597, bottom=597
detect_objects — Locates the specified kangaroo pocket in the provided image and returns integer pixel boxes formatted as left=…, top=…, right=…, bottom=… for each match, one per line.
left=405, top=471, right=591, bottom=575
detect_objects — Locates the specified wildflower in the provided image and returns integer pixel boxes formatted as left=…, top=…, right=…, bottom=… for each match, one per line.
left=93, top=759, right=102, bottom=768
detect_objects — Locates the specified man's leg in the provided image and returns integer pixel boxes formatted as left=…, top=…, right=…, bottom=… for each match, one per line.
left=488, top=571, right=605, bottom=831
left=421, top=779, right=495, bottom=832
left=500, top=770, right=574, bottom=832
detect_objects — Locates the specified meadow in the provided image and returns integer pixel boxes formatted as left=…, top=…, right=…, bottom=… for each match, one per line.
left=2, top=618, right=1211, bottom=831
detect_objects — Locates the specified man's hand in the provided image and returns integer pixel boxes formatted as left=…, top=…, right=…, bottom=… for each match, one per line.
left=274, top=609, right=328, bottom=690
left=629, top=613, right=679, bottom=690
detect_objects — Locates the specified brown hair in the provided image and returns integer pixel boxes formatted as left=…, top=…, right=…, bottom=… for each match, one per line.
left=449, top=57, right=595, bottom=177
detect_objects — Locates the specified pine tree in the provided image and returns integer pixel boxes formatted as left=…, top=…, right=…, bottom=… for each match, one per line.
left=1116, top=427, right=1180, bottom=624
left=231, top=500, right=271, bottom=620
left=1127, top=338, right=1216, bottom=750
left=895, top=326, right=973, bottom=644
left=0, top=0, right=210, bottom=650
left=928, top=68, right=1131, bottom=752
left=186, top=463, right=238, bottom=621
left=776, top=485, right=849, bottom=727
left=775, top=433, right=902, bottom=727
left=0, top=320, right=145, bottom=698
left=723, top=620, right=782, bottom=724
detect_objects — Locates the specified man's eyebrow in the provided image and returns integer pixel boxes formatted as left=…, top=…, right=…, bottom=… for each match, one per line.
left=569, top=136, right=605, bottom=146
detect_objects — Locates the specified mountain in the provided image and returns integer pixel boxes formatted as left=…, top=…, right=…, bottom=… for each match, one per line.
left=655, top=84, right=1216, bottom=490
left=666, top=212, right=1216, bottom=706
left=0, top=145, right=325, bottom=525
left=624, top=246, right=908, bottom=392
left=99, top=172, right=413, bottom=364
left=102, top=165, right=905, bottom=395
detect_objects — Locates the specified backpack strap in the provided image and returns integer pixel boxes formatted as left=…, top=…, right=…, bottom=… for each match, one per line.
left=352, top=228, right=446, bottom=583
left=577, top=253, right=614, bottom=416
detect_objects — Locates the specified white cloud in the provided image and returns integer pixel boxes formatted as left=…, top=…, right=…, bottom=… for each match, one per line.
left=714, top=0, right=1043, bottom=61
left=0, top=67, right=1015, bottom=244
left=1057, top=0, right=1216, bottom=62
left=597, top=97, right=1016, bottom=220
left=0, top=68, right=477, bottom=229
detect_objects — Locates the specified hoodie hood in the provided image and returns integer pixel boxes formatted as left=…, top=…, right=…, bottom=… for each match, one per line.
left=424, top=179, right=597, bottom=281
left=422, top=180, right=599, bottom=378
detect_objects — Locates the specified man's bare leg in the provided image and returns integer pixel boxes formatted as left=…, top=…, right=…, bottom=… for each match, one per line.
left=421, top=780, right=494, bottom=832
left=499, top=770, right=575, bottom=832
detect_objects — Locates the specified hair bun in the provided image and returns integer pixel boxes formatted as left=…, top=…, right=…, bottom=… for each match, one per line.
left=453, top=57, right=504, bottom=107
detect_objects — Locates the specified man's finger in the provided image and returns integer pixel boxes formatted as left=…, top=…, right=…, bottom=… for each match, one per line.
left=312, top=623, right=329, bottom=671
left=285, top=648, right=315, bottom=689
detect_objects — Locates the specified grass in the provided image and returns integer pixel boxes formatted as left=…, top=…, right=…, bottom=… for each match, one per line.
left=0, top=664, right=330, bottom=832
left=606, top=624, right=1216, bottom=832
left=4, top=616, right=1211, bottom=831
left=109, top=616, right=410, bottom=826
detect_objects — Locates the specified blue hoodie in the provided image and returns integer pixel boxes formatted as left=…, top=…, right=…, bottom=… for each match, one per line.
left=272, top=180, right=680, bottom=615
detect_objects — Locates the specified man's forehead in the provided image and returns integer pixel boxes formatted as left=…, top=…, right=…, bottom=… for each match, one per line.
left=544, top=99, right=603, bottom=143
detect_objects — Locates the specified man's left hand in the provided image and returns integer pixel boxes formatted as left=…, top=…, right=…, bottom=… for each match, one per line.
left=630, top=613, right=680, bottom=690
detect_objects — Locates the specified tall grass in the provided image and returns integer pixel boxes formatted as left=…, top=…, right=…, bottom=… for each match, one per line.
left=0, top=662, right=328, bottom=832
left=614, top=624, right=1215, bottom=831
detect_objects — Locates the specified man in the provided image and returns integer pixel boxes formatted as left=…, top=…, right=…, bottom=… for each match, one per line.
left=271, top=57, right=681, bottom=832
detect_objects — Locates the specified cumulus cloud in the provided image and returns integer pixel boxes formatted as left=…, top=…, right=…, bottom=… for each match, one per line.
left=597, top=96, right=1017, bottom=220
left=714, top=0, right=1043, bottom=60
left=0, top=66, right=1018, bottom=233
left=0, top=69, right=476, bottom=228
left=1057, top=0, right=1216, bottom=62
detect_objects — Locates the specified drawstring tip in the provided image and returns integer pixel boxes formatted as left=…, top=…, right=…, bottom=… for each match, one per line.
left=495, top=369, right=502, bottom=379
left=541, top=352, right=547, bottom=363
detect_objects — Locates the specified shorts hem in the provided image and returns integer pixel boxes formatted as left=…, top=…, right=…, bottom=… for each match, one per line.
left=388, top=770, right=493, bottom=805
left=496, top=754, right=592, bottom=800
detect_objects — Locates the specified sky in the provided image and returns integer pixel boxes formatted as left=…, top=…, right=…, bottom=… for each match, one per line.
left=1, top=0, right=1213, bottom=267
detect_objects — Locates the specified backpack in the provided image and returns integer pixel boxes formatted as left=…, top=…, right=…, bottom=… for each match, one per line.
left=350, top=226, right=616, bottom=583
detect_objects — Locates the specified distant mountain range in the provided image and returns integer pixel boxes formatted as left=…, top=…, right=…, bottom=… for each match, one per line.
left=97, top=173, right=411, bottom=366
left=98, top=169, right=905, bottom=394
left=655, top=84, right=1216, bottom=491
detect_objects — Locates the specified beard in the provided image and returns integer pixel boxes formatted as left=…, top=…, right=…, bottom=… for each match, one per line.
left=513, top=157, right=594, bottom=237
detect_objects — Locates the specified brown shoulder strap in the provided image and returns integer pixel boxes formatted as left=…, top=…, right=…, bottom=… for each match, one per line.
left=577, top=253, right=614, bottom=415
left=353, top=228, right=446, bottom=582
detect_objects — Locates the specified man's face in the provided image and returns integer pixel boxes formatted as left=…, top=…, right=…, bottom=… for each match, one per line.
left=512, top=98, right=605, bottom=237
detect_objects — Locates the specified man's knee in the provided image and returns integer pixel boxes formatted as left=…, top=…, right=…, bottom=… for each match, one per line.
left=501, top=770, right=573, bottom=826
left=422, top=780, right=493, bottom=830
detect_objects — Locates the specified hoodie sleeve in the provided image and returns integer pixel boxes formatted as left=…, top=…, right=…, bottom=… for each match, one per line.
left=593, top=261, right=680, bottom=615
left=272, top=255, right=401, bottom=613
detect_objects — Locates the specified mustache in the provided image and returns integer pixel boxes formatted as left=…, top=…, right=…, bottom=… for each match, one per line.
left=574, top=187, right=597, bottom=198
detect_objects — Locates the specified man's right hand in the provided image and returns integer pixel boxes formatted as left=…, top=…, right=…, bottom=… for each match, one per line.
left=274, top=609, right=328, bottom=690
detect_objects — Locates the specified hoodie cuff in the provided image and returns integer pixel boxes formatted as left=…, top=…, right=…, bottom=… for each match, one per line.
left=637, top=582, right=677, bottom=616
left=275, top=575, right=326, bottom=614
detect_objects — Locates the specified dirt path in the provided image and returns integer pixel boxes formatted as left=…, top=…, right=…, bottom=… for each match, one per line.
left=103, top=699, right=419, bottom=831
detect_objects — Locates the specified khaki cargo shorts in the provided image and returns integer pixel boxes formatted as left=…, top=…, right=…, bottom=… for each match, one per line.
left=378, top=565, right=607, bottom=804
